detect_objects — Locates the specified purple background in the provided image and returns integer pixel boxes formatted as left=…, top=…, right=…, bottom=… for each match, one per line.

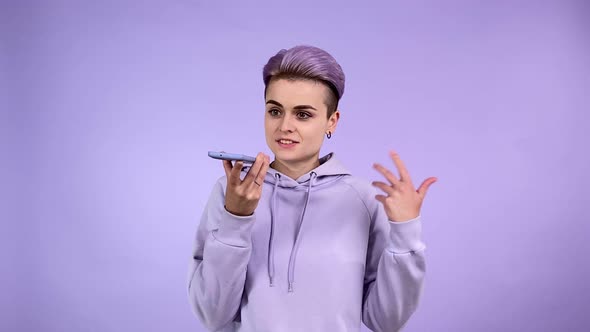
left=3, top=0, right=589, bottom=331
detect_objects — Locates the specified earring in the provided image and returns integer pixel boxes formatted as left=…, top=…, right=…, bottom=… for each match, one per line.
left=326, top=131, right=332, bottom=139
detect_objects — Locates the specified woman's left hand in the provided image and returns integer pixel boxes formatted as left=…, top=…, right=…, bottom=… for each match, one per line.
left=372, top=151, right=437, bottom=222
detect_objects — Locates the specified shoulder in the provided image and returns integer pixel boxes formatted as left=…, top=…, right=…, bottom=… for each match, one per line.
left=204, top=175, right=227, bottom=198
left=340, top=175, right=380, bottom=211
left=214, top=174, right=227, bottom=187
left=341, top=175, right=377, bottom=197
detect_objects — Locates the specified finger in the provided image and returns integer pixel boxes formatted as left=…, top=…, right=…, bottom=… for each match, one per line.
left=230, top=161, right=244, bottom=184
left=223, top=160, right=238, bottom=185
left=372, top=181, right=395, bottom=196
left=222, top=160, right=231, bottom=176
left=373, top=163, right=400, bottom=186
left=389, top=151, right=413, bottom=185
left=374, top=194, right=388, bottom=205
left=243, top=153, right=264, bottom=187
left=253, top=155, right=271, bottom=189
left=417, top=177, right=437, bottom=199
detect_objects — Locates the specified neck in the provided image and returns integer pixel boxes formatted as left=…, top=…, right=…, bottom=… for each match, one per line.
left=271, top=157, right=320, bottom=180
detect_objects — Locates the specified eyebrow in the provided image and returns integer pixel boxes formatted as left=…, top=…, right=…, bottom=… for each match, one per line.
left=266, top=100, right=317, bottom=111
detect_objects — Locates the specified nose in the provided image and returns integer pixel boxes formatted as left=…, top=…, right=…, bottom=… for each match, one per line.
left=279, top=114, right=294, bottom=132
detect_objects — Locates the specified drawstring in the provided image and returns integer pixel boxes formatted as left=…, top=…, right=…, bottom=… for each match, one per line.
left=287, top=172, right=316, bottom=292
left=267, top=171, right=317, bottom=292
left=268, top=173, right=280, bottom=287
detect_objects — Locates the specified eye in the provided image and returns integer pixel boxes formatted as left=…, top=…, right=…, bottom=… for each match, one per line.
left=268, top=108, right=281, bottom=117
left=296, top=112, right=312, bottom=119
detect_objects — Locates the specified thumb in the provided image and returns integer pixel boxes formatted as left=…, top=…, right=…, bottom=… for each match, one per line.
left=417, top=177, right=437, bottom=199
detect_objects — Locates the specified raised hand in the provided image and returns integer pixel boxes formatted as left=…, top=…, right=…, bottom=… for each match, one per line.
left=372, top=151, right=437, bottom=222
left=223, top=152, right=270, bottom=216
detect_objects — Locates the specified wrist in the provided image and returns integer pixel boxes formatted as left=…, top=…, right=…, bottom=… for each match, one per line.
left=224, top=205, right=253, bottom=217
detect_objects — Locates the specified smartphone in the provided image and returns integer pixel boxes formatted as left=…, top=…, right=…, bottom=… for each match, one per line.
left=208, top=151, right=256, bottom=163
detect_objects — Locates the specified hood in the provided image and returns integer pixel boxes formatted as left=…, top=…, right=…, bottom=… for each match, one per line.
left=242, top=152, right=351, bottom=188
left=241, top=152, right=351, bottom=292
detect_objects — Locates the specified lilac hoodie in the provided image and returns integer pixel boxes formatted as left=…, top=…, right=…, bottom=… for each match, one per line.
left=187, top=153, right=426, bottom=332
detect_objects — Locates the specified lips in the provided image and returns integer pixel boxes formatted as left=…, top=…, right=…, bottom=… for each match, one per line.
left=276, top=138, right=299, bottom=144
left=276, top=138, right=299, bottom=149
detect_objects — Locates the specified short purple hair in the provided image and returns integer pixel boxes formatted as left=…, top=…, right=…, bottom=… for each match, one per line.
left=262, top=45, right=345, bottom=117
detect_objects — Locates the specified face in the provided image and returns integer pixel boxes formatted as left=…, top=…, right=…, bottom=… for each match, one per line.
left=264, top=78, right=339, bottom=168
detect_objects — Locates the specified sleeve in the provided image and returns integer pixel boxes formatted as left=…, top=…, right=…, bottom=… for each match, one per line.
left=187, top=179, right=256, bottom=331
left=361, top=195, right=426, bottom=332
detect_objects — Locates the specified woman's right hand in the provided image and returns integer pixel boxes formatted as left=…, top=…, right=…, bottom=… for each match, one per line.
left=222, top=152, right=270, bottom=216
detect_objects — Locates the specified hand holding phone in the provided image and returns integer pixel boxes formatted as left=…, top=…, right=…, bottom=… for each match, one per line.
left=220, top=151, right=271, bottom=216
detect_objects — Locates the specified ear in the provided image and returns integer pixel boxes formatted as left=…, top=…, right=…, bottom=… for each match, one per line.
left=327, top=110, right=340, bottom=133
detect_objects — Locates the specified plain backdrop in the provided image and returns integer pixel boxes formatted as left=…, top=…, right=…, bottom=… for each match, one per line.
left=2, top=0, right=589, bottom=331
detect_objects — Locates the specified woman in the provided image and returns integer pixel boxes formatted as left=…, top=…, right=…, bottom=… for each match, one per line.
left=187, top=45, right=437, bottom=332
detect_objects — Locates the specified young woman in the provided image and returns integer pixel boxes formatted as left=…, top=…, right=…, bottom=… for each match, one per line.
left=188, top=45, right=437, bottom=332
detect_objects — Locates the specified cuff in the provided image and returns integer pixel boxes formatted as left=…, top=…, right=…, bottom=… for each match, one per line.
left=388, top=215, right=425, bottom=254
left=213, top=209, right=256, bottom=248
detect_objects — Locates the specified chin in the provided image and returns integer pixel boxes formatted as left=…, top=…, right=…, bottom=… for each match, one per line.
left=273, top=151, right=299, bottom=162
left=275, top=150, right=319, bottom=165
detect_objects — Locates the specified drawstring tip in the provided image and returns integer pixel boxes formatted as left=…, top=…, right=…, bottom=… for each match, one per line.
left=269, top=277, right=274, bottom=287
left=288, top=282, right=294, bottom=293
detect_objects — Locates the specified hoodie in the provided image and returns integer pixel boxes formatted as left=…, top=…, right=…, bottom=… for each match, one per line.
left=187, top=153, right=426, bottom=332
